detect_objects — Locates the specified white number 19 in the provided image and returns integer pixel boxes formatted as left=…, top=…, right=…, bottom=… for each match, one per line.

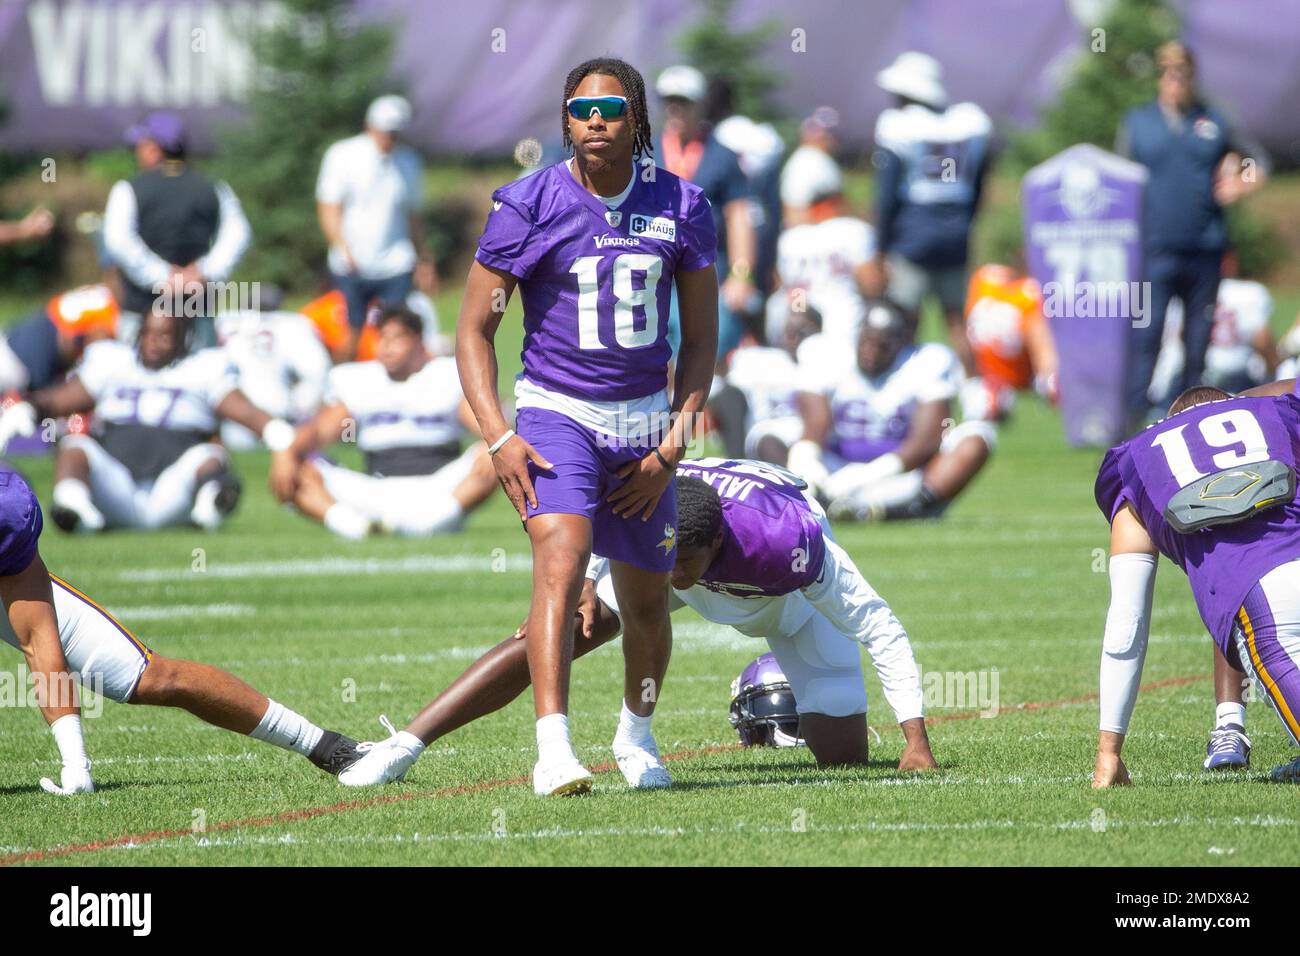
left=1151, top=409, right=1270, bottom=487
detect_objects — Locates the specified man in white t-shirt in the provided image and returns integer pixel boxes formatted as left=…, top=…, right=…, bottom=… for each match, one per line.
left=316, top=95, right=437, bottom=360
left=269, top=306, right=495, bottom=539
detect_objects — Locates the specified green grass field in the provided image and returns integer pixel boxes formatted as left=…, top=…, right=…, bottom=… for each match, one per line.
left=3, top=387, right=1300, bottom=868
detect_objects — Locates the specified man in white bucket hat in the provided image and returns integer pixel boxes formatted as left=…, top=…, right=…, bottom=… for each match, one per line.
left=867, top=52, right=992, bottom=385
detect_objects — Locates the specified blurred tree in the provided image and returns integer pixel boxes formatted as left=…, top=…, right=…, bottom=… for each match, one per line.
left=675, top=0, right=783, bottom=124
left=214, top=0, right=396, bottom=290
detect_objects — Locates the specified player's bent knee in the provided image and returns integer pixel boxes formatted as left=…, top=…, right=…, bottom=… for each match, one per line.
left=129, top=655, right=180, bottom=705
left=799, top=677, right=868, bottom=718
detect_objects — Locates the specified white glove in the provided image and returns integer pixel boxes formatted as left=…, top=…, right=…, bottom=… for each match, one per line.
left=787, top=439, right=830, bottom=497
left=0, top=401, right=38, bottom=454
left=40, top=759, right=94, bottom=796
left=823, top=452, right=904, bottom=502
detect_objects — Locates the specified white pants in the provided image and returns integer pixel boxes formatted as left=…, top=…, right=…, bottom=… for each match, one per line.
left=0, top=575, right=152, bottom=703
left=316, top=445, right=479, bottom=530
left=596, top=569, right=867, bottom=717
left=825, top=419, right=997, bottom=502
left=63, top=435, right=227, bottom=529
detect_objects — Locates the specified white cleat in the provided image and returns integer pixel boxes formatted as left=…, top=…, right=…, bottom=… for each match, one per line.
left=613, top=740, right=672, bottom=789
left=338, top=716, right=424, bottom=787
left=532, top=757, right=593, bottom=796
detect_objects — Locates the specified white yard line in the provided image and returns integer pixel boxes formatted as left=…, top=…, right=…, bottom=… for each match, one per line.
left=118, top=553, right=534, bottom=582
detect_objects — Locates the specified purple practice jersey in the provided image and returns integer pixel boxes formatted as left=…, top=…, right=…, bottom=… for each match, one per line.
left=0, top=467, right=43, bottom=577
left=677, top=458, right=827, bottom=597
left=475, top=162, right=717, bottom=402
left=1095, top=393, right=1300, bottom=646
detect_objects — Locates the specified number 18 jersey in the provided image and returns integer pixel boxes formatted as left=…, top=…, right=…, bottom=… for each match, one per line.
left=475, top=161, right=716, bottom=403
left=1095, top=392, right=1300, bottom=644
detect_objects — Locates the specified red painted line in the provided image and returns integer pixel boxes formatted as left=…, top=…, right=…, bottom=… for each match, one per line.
left=0, top=674, right=1208, bottom=866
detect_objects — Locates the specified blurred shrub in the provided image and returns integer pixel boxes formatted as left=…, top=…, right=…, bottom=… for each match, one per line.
left=213, top=0, right=396, bottom=291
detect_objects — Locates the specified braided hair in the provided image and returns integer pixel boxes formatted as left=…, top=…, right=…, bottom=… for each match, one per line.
left=561, top=57, right=653, bottom=160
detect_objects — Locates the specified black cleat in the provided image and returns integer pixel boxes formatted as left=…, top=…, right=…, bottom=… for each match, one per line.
left=308, top=731, right=362, bottom=776
left=50, top=504, right=81, bottom=533
left=212, top=471, right=243, bottom=517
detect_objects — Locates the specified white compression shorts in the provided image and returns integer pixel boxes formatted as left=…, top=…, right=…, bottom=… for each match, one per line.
left=0, top=574, right=153, bottom=704
left=593, top=572, right=867, bottom=718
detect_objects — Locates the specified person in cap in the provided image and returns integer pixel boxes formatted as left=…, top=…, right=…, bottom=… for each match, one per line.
left=1117, top=40, right=1270, bottom=431
left=316, top=94, right=436, bottom=361
left=867, top=52, right=992, bottom=376
left=0, top=285, right=119, bottom=395
left=780, top=106, right=842, bottom=228
left=654, top=65, right=757, bottom=356
left=102, top=110, right=251, bottom=346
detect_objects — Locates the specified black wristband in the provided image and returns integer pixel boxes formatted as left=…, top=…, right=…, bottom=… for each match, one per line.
left=653, top=448, right=673, bottom=470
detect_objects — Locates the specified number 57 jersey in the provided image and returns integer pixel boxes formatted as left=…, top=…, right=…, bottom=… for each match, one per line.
left=1095, top=393, right=1300, bottom=645
left=475, top=162, right=717, bottom=403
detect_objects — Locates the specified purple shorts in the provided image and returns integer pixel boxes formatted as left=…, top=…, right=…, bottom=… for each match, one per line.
left=517, top=406, right=677, bottom=573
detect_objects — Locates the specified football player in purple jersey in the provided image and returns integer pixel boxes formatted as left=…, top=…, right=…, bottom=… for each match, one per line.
left=1094, top=383, right=1300, bottom=787
left=455, top=58, right=718, bottom=794
left=339, top=460, right=937, bottom=787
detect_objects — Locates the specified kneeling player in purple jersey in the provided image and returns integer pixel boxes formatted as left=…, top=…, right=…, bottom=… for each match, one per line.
left=339, top=459, right=936, bottom=786
left=1093, top=383, right=1300, bottom=787
left=0, top=467, right=360, bottom=794
left=456, top=59, right=718, bottom=794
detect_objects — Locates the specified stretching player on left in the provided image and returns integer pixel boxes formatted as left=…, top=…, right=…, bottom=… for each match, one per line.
left=0, top=467, right=360, bottom=794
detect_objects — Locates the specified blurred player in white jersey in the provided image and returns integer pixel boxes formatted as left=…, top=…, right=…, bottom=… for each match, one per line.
left=269, top=305, right=495, bottom=539
left=788, top=300, right=994, bottom=521
left=0, top=465, right=360, bottom=795
left=713, top=304, right=821, bottom=463
left=1, top=309, right=297, bottom=532
left=214, top=288, right=332, bottom=449
left=868, top=52, right=992, bottom=373
left=1150, top=255, right=1277, bottom=403
left=770, top=151, right=878, bottom=347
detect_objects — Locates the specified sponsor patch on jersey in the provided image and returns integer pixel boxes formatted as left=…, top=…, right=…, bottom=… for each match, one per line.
left=629, top=214, right=676, bottom=242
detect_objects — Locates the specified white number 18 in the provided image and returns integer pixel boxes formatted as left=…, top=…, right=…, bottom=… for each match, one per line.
left=570, top=254, right=662, bottom=350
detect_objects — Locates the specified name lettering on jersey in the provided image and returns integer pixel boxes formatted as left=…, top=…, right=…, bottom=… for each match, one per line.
left=594, top=234, right=642, bottom=249
left=629, top=214, right=676, bottom=242
left=678, top=467, right=763, bottom=502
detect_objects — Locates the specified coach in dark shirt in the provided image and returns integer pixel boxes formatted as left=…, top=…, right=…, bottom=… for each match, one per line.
left=102, top=111, right=250, bottom=344
left=1118, top=41, right=1267, bottom=427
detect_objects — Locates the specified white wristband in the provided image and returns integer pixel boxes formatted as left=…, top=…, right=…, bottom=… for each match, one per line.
left=262, top=418, right=295, bottom=453
left=488, top=429, right=516, bottom=455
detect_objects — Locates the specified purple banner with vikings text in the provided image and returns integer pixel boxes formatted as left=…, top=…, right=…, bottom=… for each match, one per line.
left=1, top=0, right=1299, bottom=159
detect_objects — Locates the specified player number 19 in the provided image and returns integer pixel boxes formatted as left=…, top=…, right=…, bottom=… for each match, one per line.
left=570, top=254, right=662, bottom=350
left=1151, top=409, right=1270, bottom=487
